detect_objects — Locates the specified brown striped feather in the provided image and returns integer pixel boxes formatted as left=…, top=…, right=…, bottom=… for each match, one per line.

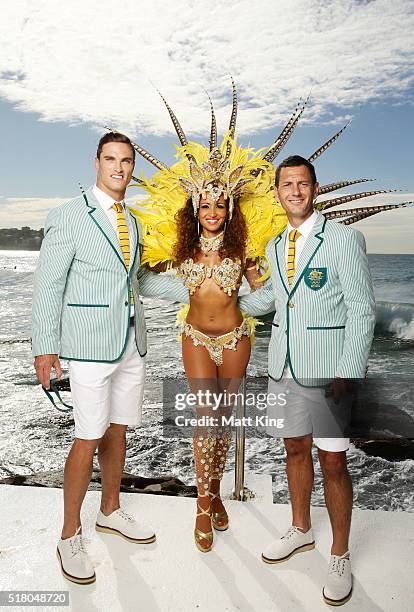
left=226, top=76, right=238, bottom=159
left=308, top=121, right=351, bottom=163
left=317, top=178, right=374, bottom=195
left=263, top=95, right=310, bottom=163
left=104, top=125, right=169, bottom=171
left=324, top=201, right=411, bottom=220
left=339, top=210, right=382, bottom=225
left=157, top=90, right=188, bottom=146
left=318, top=190, right=396, bottom=211
left=204, top=90, right=217, bottom=151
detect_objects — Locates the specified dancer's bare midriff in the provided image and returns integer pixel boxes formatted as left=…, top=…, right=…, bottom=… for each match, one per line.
left=186, top=283, right=243, bottom=335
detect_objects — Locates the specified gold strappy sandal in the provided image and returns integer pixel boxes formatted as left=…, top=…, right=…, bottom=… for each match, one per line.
left=210, top=492, right=229, bottom=531
left=194, top=497, right=213, bottom=552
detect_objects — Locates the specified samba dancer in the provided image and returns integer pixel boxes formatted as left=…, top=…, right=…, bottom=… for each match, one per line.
left=119, top=79, right=408, bottom=554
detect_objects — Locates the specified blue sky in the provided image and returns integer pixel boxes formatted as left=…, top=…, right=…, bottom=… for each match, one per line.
left=1, top=96, right=413, bottom=253
left=1, top=98, right=414, bottom=196
left=0, top=0, right=413, bottom=252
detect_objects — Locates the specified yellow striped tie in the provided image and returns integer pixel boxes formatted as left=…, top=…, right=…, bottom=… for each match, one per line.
left=287, top=229, right=301, bottom=286
left=113, top=202, right=134, bottom=304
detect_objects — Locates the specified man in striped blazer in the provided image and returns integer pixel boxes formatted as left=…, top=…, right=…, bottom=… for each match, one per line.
left=239, top=155, right=375, bottom=606
left=32, top=132, right=188, bottom=585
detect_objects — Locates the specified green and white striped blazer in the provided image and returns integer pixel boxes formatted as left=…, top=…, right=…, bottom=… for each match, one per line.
left=32, top=187, right=188, bottom=362
left=239, top=212, right=376, bottom=386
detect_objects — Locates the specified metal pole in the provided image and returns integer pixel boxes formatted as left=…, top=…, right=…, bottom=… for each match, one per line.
left=233, top=376, right=246, bottom=501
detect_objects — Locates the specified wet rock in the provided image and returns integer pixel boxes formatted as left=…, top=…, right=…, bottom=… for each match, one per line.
left=352, top=438, right=414, bottom=462
left=0, top=469, right=197, bottom=497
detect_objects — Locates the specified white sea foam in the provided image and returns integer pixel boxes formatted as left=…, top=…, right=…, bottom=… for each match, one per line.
left=375, top=301, right=414, bottom=341
left=389, top=316, right=414, bottom=341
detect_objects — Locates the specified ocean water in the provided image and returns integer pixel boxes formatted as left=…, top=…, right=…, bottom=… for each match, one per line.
left=0, top=251, right=413, bottom=512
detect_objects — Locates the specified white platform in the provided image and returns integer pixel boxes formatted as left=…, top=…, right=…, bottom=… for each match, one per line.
left=0, top=474, right=412, bottom=612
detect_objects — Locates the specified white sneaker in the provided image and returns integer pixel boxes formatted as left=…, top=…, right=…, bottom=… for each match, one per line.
left=323, top=552, right=353, bottom=606
left=56, top=527, right=96, bottom=585
left=261, top=526, right=315, bottom=564
left=96, top=508, right=156, bottom=544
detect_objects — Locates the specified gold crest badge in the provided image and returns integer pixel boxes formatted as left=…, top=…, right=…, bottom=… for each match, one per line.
left=305, top=267, right=327, bottom=290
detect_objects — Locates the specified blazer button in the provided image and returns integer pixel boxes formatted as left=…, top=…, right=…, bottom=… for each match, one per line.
left=125, top=301, right=128, bottom=306
left=285, top=330, right=287, bottom=335
left=288, top=301, right=295, bottom=308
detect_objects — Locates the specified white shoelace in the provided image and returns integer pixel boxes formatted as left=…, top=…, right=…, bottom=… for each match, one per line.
left=69, top=527, right=87, bottom=558
left=283, top=526, right=305, bottom=540
left=329, top=554, right=349, bottom=577
left=117, top=509, right=136, bottom=524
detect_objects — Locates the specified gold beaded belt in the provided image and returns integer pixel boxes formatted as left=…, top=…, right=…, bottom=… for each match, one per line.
left=181, top=318, right=250, bottom=366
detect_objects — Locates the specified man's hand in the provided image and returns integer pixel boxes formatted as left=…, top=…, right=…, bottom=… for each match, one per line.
left=326, top=377, right=358, bottom=405
left=332, top=377, right=347, bottom=404
left=34, top=354, right=62, bottom=389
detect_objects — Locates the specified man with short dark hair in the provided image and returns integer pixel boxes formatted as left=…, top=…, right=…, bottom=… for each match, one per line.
left=32, top=132, right=188, bottom=585
left=239, top=155, right=375, bottom=606
left=96, top=131, right=136, bottom=161
left=275, top=154, right=317, bottom=187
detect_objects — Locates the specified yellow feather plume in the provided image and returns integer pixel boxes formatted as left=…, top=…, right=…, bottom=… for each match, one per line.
left=130, top=134, right=287, bottom=268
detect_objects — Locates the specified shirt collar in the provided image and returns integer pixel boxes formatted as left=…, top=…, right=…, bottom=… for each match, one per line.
left=93, top=184, right=124, bottom=212
left=287, top=210, right=318, bottom=239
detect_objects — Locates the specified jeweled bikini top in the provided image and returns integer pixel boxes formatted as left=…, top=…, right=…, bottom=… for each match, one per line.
left=179, top=257, right=242, bottom=296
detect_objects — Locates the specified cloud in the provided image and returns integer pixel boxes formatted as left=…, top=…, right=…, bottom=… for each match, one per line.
left=0, top=0, right=413, bottom=139
left=0, top=197, right=70, bottom=228
left=0, top=191, right=147, bottom=229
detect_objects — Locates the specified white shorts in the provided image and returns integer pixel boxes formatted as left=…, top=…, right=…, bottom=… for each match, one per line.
left=267, top=370, right=350, bottom=453
left=68, top=328, right=146, bottom=440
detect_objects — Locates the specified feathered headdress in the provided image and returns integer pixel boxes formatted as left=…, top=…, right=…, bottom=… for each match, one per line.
left=106, top=79, right=410, bottom=268
left=179, top=147, right=254, bottom=220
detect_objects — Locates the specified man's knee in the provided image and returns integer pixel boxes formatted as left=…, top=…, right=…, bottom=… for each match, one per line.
left=284, top=435, right=312, bottom=458
left=318, top=449, right=348, bottom=478
left=97, top=424, right=127, bottom=450
left=73, top=437, right=101, bottom=454
left=105, top=423, right=128, bottom=438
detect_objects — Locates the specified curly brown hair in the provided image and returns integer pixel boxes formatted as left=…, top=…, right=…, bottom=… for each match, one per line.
left=173, top=197, right=248, bottom=264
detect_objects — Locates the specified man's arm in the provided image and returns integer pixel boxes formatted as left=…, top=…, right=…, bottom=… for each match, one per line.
left=137, top=265, right=189, bottom=304
left=32, top=206, right=76, bottom=387
left=238, top=276, right=276, bottom=316
left=335, top=229, right=376, bottom=379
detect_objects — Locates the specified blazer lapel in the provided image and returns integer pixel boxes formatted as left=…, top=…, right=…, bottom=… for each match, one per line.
left=289, top=212, right=327, bottom=296
left=83, top=188, right=126, bottom=270
left=274, top=232, right=289, bottom=296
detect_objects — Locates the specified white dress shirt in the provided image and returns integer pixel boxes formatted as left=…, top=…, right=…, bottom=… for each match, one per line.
left=93, top=184, right=125, bottom=232
left=284, top=210, right=318, bottom=265
left=92, top=184, right=135, bottom=316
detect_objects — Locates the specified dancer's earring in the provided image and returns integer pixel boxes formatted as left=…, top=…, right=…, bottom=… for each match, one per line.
left=198, top=220, right=200, bottom=236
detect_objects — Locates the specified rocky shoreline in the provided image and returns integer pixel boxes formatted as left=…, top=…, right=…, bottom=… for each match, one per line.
left=352, top=438, right=414, bottom=461
left=1, top=439, right=413, bottom=493
left=0, top=469, right=197, bottom=496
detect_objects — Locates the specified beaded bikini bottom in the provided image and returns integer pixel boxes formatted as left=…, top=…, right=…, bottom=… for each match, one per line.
left=181, top=318, right=251, bottom=366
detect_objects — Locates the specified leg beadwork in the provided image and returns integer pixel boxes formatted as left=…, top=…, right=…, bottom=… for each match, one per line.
left=193, top=429, right=216, bottom=551
left=193, top=430, right=216, bottom=495
left=210, top=425, right=232, bottom=531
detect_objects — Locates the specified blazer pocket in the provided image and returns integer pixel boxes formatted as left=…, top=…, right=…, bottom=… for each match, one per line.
left=306, top=325, right=345, bottom=330
left=67, top=303, right=110, bottom=308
